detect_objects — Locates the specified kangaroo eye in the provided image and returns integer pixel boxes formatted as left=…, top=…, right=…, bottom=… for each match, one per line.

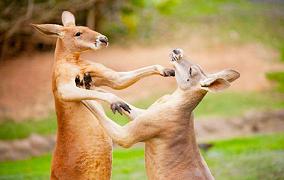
left=75, top=32, right=82, bottom=37
left=189, top=67, right=192, bottom=76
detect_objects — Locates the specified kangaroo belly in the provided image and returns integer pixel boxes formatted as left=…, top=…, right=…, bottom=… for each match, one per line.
left=52, top=100, right=112, bottom=179
left=145, top=135, right=213, bottom=180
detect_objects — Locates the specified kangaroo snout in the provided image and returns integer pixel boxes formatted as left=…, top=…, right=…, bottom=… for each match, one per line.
left=173, top=48, right=182, bottom=55
left=170, top=48, right=183, bottom=62
left=98, top=35, right=108, bottom=46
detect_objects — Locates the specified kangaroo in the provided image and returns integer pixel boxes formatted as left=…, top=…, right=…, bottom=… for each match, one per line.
left=31, top=11, right=174, bottom=180
left=82, top=49, right=240, bottom=180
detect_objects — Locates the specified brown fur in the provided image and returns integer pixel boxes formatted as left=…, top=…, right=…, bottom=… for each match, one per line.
left=32, top=11, right=173, bottom=179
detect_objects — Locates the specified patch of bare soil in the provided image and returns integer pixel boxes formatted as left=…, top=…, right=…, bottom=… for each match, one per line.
left=196, top=109, right=284, bottom=142
left=0, top=110, right=283, bottom=161
left=0, top=134, right=55, bottom=161
left=0, top=40, right=283, bottom=120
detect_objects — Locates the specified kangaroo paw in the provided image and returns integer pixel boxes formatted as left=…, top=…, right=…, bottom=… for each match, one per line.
left=110, top=102, right=131, bottom=115
left=162, top=68, right=175, bottom=77
left=83, top=73, right=92, bottom=90
left=75, top=75, right=84, bottom=87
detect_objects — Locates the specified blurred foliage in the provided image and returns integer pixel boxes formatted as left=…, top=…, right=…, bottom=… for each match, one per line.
left=266, top=71, right=284, bottom=92
left=1, top=0, right=284, bottom=61
left=100, top=0, right=284, bottom=51
left=0, top=133, right=283, bottom=179
left=0, top=0, right=99, bottom=59
left=0, top=91, right=283, bottom=140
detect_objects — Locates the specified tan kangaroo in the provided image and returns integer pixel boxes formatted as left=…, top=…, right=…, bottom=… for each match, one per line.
left=32, top=11, right=174, bottom=180
left=82, top=49, right=240, bottom=180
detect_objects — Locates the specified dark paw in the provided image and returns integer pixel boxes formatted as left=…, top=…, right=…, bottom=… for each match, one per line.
left=163, top=68, right=175, bottom=77
left=75, top=75, right=84, bottom=87
left=83, top=73, right=92, bottom=90
left=75, top=73, right=93, bottom=89
left=110, top=102, right=131, bottom=115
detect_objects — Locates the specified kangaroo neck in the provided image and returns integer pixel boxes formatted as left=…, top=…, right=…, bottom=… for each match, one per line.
left=172, top=87, right=207, bottom=113
left=54, top=38, right=80, bottom=64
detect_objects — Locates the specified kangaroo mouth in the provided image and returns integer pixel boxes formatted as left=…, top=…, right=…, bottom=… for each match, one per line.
left=99, top=40, right=108, bottom=47
left=94, top=41, right=108, bottom=48
left=96, top=36, right=109, bottom=47
left=96, top=41, right=108, bottom=47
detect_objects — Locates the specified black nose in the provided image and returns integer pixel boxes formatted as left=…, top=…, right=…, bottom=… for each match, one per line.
left=99, top=36, right=108, bottom=45
left=173, top=49, right=181, bottom=55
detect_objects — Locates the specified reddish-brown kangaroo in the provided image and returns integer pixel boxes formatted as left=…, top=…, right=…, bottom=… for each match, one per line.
left=32, top=11, right=174, bottom=179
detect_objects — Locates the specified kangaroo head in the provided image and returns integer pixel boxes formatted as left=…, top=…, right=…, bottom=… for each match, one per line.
left=170, top=48, right=240, bottom=92
left=31, top=11, right=108, bottom=53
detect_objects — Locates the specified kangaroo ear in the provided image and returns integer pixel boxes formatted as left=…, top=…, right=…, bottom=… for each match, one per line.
left=200, top=78, right=230, bottom=92
left=62, top=11, right=75, bottom=27
left=212, top=69, right=240, bottom=82
left=31, top=24, right=63, bottom=37
left=200, top=69, right=240, bottom=92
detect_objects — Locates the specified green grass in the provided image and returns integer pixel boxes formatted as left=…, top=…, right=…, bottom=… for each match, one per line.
left=0, top=91, right=283, bottom=140
left=206, top=133, right=284, bottom=180
left=195, top=91, right=284, bottom=117
left=0, top=115, right=57, bottom=140
left=112, top=148, right=146, bottom=180
left=0, top=148, right=146, bottom=180
left=0, top=133, right=283, bottom=179
left=267, top=71, right=284, bottom=93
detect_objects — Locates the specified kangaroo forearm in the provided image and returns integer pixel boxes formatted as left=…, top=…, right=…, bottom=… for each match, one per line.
left=113, top=65, right=160, bottom=89
left=58, top=83, right=117, bottom=104
left=86, top=87, right=145, bottom=120
left=83, top=100, right=162, bottom=147
left=83, top=100, right=135, bottom=148
left=84, top=63, right=162, bottom=90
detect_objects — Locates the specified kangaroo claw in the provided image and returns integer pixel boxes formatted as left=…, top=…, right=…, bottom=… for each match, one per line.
left=163, top=68, right=175, bottom=77
left=83, top=73, right=92, bottom=90
left=75, top=75, right=84, bottom=87
left=110, top=102, right=131, bottom=115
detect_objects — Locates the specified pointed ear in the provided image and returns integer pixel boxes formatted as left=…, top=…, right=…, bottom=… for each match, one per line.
left=62, top=11, right=76, bottom=27
left=200, top=78, right=230, bottom=92
left=31, top=24, right=63, bottom=37
left=213, top=69, right=240, bottom=82
left=200, top=69, right=240, bottom=92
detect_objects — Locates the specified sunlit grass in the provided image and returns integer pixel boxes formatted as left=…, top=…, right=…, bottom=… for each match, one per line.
left=0, top=133, right=283, bottom=179
left=195, top=91, right=284, bottom=117
left=267, top=71, right=284, bottom=92
left=0, top=115, right=57, bottom=140
left=206, top=133, right=284, bottom=179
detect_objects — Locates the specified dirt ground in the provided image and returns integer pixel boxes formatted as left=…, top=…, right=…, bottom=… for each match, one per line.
left=0, top=40, right=283, bottom=120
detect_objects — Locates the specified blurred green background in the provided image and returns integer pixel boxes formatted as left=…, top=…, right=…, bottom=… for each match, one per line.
left=0, top=0, right=284, bottom=179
